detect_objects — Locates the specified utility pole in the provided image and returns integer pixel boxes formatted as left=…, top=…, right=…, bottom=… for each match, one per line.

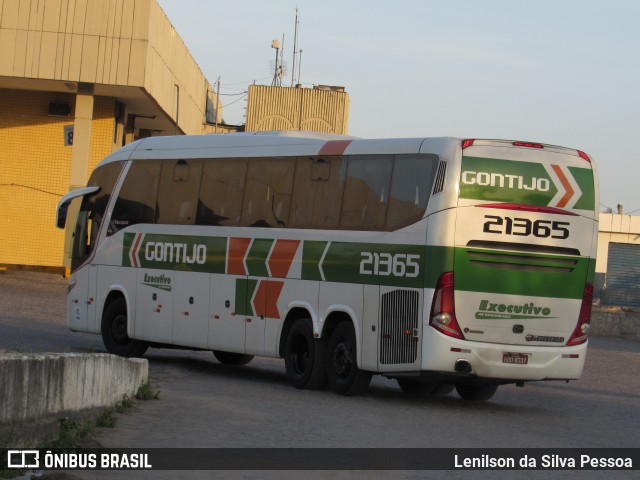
left=291, top=7, right=300, bottom=86
left=215, top=76, right=220, bottom=133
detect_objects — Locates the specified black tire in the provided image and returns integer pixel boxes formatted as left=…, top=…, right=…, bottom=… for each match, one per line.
left=396, top=378, right=431, bottom=395
left=101, top=297, right=148, bottom=358
left=455, top=384, right=499, bottom=401
left=326, top=322, right=372, bottom=396
left=284, top=320, right=327, bottom=389
left=397, top=379, right=454, bottom=396
left=213, top=350, right=254, bottom=366
left=430, top=383, right=455, bottom=396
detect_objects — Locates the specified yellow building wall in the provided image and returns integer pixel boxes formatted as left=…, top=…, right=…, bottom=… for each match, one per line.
left=0, top=89, right=115, bottom=268
left=0, top=0, right=212, bottom=135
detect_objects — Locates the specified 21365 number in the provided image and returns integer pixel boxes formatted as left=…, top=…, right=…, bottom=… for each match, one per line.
left=483, top=215, right=570, bottom=239
left=359, top=252, right=420, bottom=278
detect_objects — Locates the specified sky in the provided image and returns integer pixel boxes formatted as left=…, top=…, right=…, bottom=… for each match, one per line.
left=156, top=0, right=640, bottom=215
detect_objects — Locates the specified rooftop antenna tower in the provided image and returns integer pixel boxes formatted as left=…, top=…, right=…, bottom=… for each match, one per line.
left=291, top=7, right=300, bottom=86
left=270, top=37, right=287, bottom=87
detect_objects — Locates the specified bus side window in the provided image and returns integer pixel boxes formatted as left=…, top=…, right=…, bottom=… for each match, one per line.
left=341, top=155, right=393, bottom=230
left=386, top=154, right=439, bottom=230
left=197, top=158, right=247, bottom=226
left=109, top=160, right=161, bottom=235
left=241, top=158, right=294, bottom=228
left=289, top=156, right=346, bottom=228
left=157, top=159, right=202, bottom=225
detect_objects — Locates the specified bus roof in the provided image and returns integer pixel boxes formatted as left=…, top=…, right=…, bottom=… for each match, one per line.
left=95, top=132, right=591, bottom=169
left=95, top=131, right=462, bottom=168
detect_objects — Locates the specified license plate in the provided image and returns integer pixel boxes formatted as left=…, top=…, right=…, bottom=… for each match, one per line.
left=502, top=352, right=529, bottom=365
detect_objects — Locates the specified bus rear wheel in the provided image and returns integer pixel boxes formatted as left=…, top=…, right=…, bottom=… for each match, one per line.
left=284, top=319, right=327, bottom=389
left=326, top=322, right=371, bottom=396
left=455, top=384, right=499, bottom=401
left=213, top=350, right=254, bottom=366
left=101, top=298, right=148, bottom=358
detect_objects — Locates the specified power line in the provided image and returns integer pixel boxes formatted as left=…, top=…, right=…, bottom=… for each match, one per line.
left=217, top=91, right=247, bottom=97
left=223, top=94, right=248, bottom=108
left=0, top=183, right=63, bottom=197
left=221, top=75, right=271, bottom=87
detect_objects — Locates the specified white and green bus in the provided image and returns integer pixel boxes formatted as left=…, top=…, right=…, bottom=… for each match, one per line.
left=56, top=132, right=598, bottom=401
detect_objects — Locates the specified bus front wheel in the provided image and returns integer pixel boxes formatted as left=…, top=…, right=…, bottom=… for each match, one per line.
left=455, top=384, right=498, bottom=401
left=284, top=319, right=327, bottom=389
left=326, top=322, right=371, bottom=396
left=101, top=298, right=148, bottom=358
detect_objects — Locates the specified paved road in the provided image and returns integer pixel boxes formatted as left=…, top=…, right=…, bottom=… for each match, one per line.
left=2, top=270, right=639, bottom=479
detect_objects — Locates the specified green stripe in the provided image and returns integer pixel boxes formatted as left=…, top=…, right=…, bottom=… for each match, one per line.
left=122, top=233, right=135, bottom=267
left=455, top=247, right=591, bottom=299
left=319, top=242, right=426, bottom=288
left=302, top=241, right=328, bottom=281
left=425, top=245, right=454, bottom=288
left=569, top=166, right=595, bottom=210
left=235, top=278, right=257, bottom=316
left=460, top=156, right=556, bottom=206
left=122, top=233, right=226, bottom=272
left=246, top=239, right=273, bottom=277
left=460, top=156, right=595, bottom=211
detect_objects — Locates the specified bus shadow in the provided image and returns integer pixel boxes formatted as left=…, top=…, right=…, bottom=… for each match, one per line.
left=143, top=350, right=537, bottom=413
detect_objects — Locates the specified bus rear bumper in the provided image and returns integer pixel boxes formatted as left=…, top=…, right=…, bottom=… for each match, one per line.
left=421, top=330, right=588, bottom=381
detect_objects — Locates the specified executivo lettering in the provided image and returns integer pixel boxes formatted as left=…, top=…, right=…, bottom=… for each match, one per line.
left=142, top=273, right=172, bottom=291
left=475, top=299, right=554, bottom=320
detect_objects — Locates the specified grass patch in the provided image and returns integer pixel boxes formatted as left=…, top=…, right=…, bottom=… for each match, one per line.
left=115, top=394, right=134, bottom=413
left=136, top=381, right=160, bottom=400
left=50, top=417, right=93, bottom=448
left=95, top=409, right=117, bottom=428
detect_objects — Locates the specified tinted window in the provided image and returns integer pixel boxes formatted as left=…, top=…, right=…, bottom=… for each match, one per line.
left=157, top=159, right=202, bottom=225
left=197, top=158, right=247, bottom=226
left=241, top=158, right=294, bottom=227
left=386, top=154, right=439, bottom=230
left=341, top=155, right=393, bottom=230
left=109, top=160, right=161, bottom=235
left=290, top=156, right=346, bottom=228
left=71, top=161, right=124, bottom=271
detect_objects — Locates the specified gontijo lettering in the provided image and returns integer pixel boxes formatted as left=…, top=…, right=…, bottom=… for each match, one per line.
left=461, top=170, right=551, bottom=192
left=144, top=241, right=206, bottom=264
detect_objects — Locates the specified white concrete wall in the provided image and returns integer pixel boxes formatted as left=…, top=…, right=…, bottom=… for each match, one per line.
left=0, top=353, right=148, bottom=424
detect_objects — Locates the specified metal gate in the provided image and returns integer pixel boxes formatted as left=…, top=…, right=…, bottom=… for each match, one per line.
left=603, top=243, right=640, bottom=307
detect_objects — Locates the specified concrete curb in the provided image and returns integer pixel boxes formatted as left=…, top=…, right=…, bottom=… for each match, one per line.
left=591, top=306, right=640, bottom=342
left=0, top=353, right=148, bottom=425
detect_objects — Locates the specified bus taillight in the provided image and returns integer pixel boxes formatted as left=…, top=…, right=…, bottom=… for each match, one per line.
left=577, top=150, right=591, bottom=163
left=462, top=139, right=475, bottom=150
left=513, top=141, right=544, bottom=149
left=429, top=272, right=465, bottom=339
left=566, top=283, right=593, bottom=346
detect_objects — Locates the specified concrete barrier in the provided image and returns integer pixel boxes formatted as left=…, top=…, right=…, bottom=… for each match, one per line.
left=0, top=353, right=148, bottom=425
left=591, top=306, right=640, bottom=342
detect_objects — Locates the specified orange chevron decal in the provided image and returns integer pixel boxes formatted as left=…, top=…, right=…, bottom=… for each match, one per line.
left=269, top=239, right=300, bottom=278
left=253, top=280, right=284, bottom=319
left=551, top=164, right=574, bottom=208
left=228, top=237, right=251, bottom=275
left=130, top=233, right=144, bottom=268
